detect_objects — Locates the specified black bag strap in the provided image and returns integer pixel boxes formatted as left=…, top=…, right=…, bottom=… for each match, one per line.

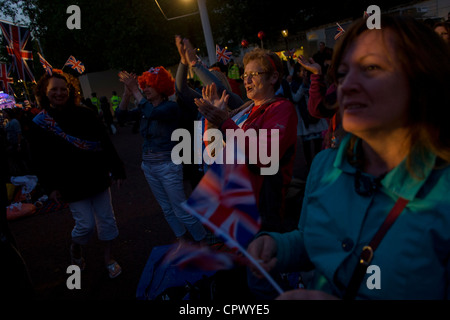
left=343, top=197, right=409, bottom=300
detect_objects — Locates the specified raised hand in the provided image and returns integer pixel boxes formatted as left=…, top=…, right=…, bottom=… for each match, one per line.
left=118, top=71, right=139, bottom=92
left=201, top=83, right=228, bottom=108
left=195, top=91, right=229, bottom=127
left=183, top=38, right=199, bottom=67
left=118, top=71, right=143, bottom=102
left=297, top=55, right=322, bottom=75
left=175, top=35, right=187, bottom=65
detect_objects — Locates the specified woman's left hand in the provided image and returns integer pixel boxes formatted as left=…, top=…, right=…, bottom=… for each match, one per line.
left=195, top=93, right=229, bottom=126
left=119, top=71, right=139, bottom=92
left=201, top=83, right=229, bottom=110
left=119, top=71, right=143, bottom=101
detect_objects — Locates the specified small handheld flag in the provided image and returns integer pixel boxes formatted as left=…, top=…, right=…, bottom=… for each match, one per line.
left=64, top=55, right=85, bottom=74
left=216, top=45, right=232, bottom=65
left=334, top=22, right=345, bottom=40
left=161, top=242, right=246, bottom=272
left=284, top=49, right=297, bottom=59
left=37, top=53, right=53, bottom=76
left=181, top=146, right=284, bottom=295
left=363, top=11, right=373, bottom=19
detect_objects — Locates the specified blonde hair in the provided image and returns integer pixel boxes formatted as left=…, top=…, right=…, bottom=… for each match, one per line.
left=243, top=48, right=283, bottom=90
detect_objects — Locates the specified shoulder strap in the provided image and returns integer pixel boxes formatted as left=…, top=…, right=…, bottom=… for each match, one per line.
left=343, top=197, right=409, bottom=300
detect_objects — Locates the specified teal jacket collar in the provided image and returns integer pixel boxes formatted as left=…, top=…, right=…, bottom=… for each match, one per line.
left=333, top=134, right=436, bottom=201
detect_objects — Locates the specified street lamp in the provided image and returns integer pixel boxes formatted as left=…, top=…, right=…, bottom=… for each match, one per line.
left=197, top=0, right=216, bottom=66
left=154, top=0, right=216, bottom=66
left=281, top=29, right=289, bottom=52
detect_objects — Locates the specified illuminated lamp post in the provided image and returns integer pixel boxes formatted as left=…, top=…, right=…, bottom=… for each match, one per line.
left=281, top=29, right=289, bottom=52
left=154, top=0, right=216, bottom=66
left=258, top=31, right=265, bottom=49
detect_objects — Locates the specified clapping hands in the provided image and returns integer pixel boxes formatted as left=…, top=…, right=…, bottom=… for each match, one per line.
left=175, top=35, right=198, bottom=67
left=195, top=83, right=230, bottom=126
left=118, top=71, right=138, bottom=90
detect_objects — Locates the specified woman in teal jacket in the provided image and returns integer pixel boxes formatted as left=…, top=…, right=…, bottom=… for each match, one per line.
left=248, top=15, right=450, bottom=300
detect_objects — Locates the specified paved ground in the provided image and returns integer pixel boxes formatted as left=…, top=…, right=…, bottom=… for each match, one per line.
left=8, top=110, right=309, bottom=302
left=8, top=123, right=176, bottom=300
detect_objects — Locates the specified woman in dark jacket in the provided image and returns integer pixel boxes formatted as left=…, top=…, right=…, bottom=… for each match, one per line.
left=119, top=67, right=207, bottom=243
left=25, top=71, right=126, bottom=278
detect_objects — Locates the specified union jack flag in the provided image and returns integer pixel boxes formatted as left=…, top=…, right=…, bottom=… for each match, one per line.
left=37, top=52, right=53, bottom=76
left=284, top=48, right=297, bottom=59
left=33, top=110, right=101, bottom=151
left=0, top=63, right=14, bottom=93
left=73, top=140, right=88, bottom=150
left=161, top=242, right=246, bottom=272
left=181, top=147, right=261, bottom=250
left=64, top=55, right=85, bottom=74
left=148, top=67, right=161, bottom=74
left=216, top=44, right=232, bottom=65
left=363, top=11, right=373, bottom=19
left=334, top=22, right=345, bottom=40
left=0, top=21, right=35, bottom=82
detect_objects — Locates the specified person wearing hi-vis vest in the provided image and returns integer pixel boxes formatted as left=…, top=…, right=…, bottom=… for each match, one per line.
left=91, top=92, right=102, bottom=117
left=110, top=91, right=122, bottom=114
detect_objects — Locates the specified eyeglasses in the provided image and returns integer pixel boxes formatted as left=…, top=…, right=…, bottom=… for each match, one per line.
left=240, top=71, right=268, bottom=80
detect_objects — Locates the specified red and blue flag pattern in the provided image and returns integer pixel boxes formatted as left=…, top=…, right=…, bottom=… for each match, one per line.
left=0, top=63, right=14, bottom=93
left=64, top=55, right=85, bottom=74
left=33, top=110, right=101, bottom=151
left=0, top=21, right=35, bottom=82
left=161, top=242, right=248, bottom=272
left=37, top=52, right=53, bottom=76
left=182, top=148, right=261, bottom=250
left=334, top=23, right=345, bottom=40
left=216, top=44, right=232, bottom=65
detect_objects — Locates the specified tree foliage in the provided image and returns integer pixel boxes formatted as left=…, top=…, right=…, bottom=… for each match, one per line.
left=0, top=0, right=416, bottom=74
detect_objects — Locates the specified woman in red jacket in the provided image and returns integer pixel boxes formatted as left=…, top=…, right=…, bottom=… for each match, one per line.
left=196, top=48, right=298, bottom=234
left=195, top=48, right=299, bottom=299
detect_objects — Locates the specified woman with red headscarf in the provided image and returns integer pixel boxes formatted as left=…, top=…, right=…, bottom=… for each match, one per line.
left=119, top=67, right=207, bottom=243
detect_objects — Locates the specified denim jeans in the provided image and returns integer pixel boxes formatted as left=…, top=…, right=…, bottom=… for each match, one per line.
left=141, top=161, right=206, bottom=241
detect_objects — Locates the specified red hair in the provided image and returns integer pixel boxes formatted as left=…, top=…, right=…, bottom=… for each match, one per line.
left=138, top=66, right=175, bottom=97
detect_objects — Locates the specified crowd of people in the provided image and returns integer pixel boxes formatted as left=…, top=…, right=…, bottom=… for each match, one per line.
left=1, top=13, right=450, bottom=300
